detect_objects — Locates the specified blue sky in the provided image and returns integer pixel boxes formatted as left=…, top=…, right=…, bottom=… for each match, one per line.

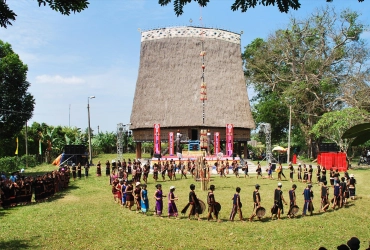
left=0, top=0, right=369, bottom=133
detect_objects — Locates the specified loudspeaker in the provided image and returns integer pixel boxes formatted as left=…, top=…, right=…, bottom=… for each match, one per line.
left=319, top=143, right=338, bottom=152
left=154, top=153, right=161, bottom=158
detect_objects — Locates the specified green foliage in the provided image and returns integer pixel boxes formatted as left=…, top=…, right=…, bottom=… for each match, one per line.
left=92, top=132, right=117, bottom=154
left=243, top=7, right=370, bottom=156
left=0, top=155, right=37, bottom=173
left=0, top=0, right=89, bottom=28
left=0, top=40, right=35, bottom=141
left=311, top=108, right=369, bottom=151
left=158, top=0, right=364, bottom=16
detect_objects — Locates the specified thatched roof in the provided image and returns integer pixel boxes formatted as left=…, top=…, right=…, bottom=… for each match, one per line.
left=130, top=26, right=255, bottom=130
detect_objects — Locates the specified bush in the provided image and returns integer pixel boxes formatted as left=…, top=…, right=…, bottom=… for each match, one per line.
left=0, top=156, right=19, bottom=173
left=0, top=155, right=38, bottom=173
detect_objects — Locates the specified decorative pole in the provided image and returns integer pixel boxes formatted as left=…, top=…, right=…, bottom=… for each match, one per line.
left=199, top=8, right=207, bottom=124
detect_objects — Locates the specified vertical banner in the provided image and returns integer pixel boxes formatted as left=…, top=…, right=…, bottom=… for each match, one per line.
left=169, top=132, right=174, bottom=156
left=154, top=124, right=161, bottom=155
left=15, top=137, right=19, bottom=155
left=226, top=124, right=234, bottom=157
left=214, top=132, right=220, bottom=154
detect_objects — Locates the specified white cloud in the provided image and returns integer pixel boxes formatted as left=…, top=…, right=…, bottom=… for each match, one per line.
left=35, top=75, right=85, bottom=85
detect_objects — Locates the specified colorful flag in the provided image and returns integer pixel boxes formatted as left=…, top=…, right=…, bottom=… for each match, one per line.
left=15, top=137, right=19, bottom=155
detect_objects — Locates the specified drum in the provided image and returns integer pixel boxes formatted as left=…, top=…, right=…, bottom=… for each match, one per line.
left=290, top=205, right=299, bottom=215
left=256, top=207, right=266, bottom=218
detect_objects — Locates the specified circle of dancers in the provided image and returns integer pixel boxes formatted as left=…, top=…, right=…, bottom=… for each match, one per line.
left=108, top=159, right=358, bottom=222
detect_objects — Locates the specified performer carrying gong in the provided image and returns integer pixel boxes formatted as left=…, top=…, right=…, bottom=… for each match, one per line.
left=249, top=184, right=261, bottom=222
left=207, top=185, right=220, bottom=222
left=271, top=183, right=287, bottom=220
left=181, top=184, right=201, bottom=220
left=287, top=184, right=297, bottom=218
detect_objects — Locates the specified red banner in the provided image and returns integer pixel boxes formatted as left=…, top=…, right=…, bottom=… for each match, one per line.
left=169, top=132, right=174, bottom=156
left=214, top=132, right=220, bottom=154
left=226, top=124, right=234, bottom=157
left=154, top=124, right=161, bottom=155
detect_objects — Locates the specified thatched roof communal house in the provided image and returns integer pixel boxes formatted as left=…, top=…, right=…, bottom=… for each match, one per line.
left=130, top=26, right=255, bottom=159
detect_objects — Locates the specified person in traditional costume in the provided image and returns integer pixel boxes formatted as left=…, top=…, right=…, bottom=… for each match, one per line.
left=84, top=162, right=90, bottom=178
left=303, top=164, right=308, bottom=183
left=180, top=161, right=187, bottom=179
left=329, top=168, right=335, bottom=186
left=297, top=163, right=302, bottom=182
left=308, top=165, right=313, bottom=184
left=229, top=187, right=243, bottom=221
left=242, top=162, right=249, bottom=178
left=168, top=186, right=179, bottom=219
left=125, top=182, right=134, bottom=210
left=154, top=184, right=165, bottom=217
left=140, top=184, right=149, bottom=214
left=320, top=180, right=329, bottom=212
left=121, top=180, right=127, bottom=206
left=348, top=174, right=356, bottom=200
left=287, top=184, right=297, bottom=218
left=249, top=184, right=261, bottom=222
left=271, top=183, right=287, bottom=220
left=105, top=160, right=111, bottom=177
left=96, top=160, right=102, bottom=176
left=77, top=163, right=82, bottom=179
left=339, top=177, right=348, bottom=207
left=267, top=162, right=273, bottom=179
left=302, top=184, right=314, bottom=216
left=288, top=163, right=294, bottom=182
left=143, top=162, right=150, bottom=184
left=71, top=163, right=77, bottom=181
left=256, top=162, right=262, bottom=179
left=233, top=161, right=239, bottom=178
left=153, top=163, right=159, bottom=182
left=134, top=182, right=142, bottom=212
left=182, top=184, right=201, bottom=220
left=207, top=185, right=220, bottom=222
left=316, top=165, right=321, bottom=183
left=332, top=181, right=341, bottom=210
left=320, top=166, right=327, bottom=183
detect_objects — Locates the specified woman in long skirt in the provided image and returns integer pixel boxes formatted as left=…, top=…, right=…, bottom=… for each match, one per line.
left=168, top=186, right=179, bottom=219
left=154, top=184, right=165, bottom=217
left=125, top=182, right=134, bottom=210
left=105, top=160, right=111, bottom=177
left=140, top=184, right=149, bottom=214
left=96, top=160, right=102, bottom=177
left=77, top=163, right=82, bottom=179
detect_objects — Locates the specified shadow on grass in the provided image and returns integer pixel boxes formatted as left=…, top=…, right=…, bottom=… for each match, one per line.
left=0, top=239, right=33, bottom=249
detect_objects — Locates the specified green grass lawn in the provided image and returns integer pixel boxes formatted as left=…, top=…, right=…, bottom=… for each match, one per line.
left=1, top=154, right=370, bottom=249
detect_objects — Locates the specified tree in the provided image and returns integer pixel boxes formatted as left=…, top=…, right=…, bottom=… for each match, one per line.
left=243, top=7, right=370, bottom=157
left=311, top=108, right=369, bottom=153
left=158, top=0, right=364, bottom=16
left=0, top=0, right=89, bottom=28
left=0, top=40, right=35, bottom=144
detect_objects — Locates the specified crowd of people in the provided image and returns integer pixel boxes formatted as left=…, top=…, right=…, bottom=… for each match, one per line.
left=0, top=167, right=71, bottom=208
left=107, top=158, right=358, bottom=221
